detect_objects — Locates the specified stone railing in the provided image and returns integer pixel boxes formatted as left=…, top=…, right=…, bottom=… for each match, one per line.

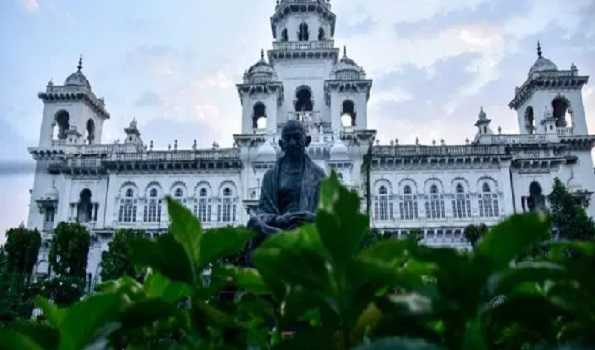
left=373, top=145, right=507, bottom=157
left=107, top=149, right=240, bottom=162
left=272, top=40, right=335, bottom=51
left=276, top=0, right=331, bottom=10
left=477, top=134, right=555, bottom=145
left=557, top=127, right=573, bottom=137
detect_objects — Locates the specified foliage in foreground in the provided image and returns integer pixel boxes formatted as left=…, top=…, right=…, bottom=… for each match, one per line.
left=1, top=174, right=595, bottom=349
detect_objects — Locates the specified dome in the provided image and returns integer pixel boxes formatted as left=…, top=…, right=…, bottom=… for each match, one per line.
left=331, top=47, right=366, bottom=80
left=244, top=50, right=278, bottom=83
left=330, top=137, right=349, bottom=160
left=64, top=57, right=92, bottom=90
left=256, top=139, right=277, bottom=161
left=529, top=57, right=558, bottom=75
left=529, top=42, right=558, bottom=77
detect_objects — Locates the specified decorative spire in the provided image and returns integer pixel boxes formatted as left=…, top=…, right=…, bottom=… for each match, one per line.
left=77, top=55, right=83, bottom=71
left=343, top=45, right=347, bottom=58
left=537, top=41, right=542, bottom=58
left=260, top=49, right=265, bottom=61
left=478, top=106, right=487, bottom=120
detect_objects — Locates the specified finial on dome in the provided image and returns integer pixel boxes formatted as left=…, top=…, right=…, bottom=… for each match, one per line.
left=343, top=46, right=347, bottom=58
left=77, top=55, right=83, bottom=71
left=260, top=49, right=265, bottom=61
left=537, top=41, right=542, bottom=58
left=479, top=106, right=487, bottom=119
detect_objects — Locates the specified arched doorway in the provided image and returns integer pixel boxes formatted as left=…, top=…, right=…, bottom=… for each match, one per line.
left=77, top=189, right=93, bottom=223
left=295, top=87, right=313, bottom=112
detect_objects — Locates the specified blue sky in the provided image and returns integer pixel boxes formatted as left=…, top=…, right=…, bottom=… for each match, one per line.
left=1, top=0, right=594, bottom=242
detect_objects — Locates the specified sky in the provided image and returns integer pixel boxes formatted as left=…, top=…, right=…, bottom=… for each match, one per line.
left=0, top=0, right=594, bottom=243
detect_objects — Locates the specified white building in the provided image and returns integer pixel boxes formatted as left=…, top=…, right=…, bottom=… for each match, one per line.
left=26, top=0, right=595, bottom=283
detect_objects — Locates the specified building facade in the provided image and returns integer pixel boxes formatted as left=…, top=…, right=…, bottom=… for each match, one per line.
left=26, top=0, right=595, bottom=283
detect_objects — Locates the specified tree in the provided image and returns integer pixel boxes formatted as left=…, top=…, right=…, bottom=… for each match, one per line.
left=4, top=227, right=41, bottom=279
left=0, top=227, right=41, bottom=323
left=100, top=229, right=147, bottom=282
left=548, top=178, right=595, bottom=240
left=49, top=222, right=91, bottom=278
left=465, top=224, right=488, bottom=248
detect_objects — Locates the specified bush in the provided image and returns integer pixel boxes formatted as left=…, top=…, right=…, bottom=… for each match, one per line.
left=1, top=174, right=594, bottom=349
left=99, top=229, right=148, bottom=282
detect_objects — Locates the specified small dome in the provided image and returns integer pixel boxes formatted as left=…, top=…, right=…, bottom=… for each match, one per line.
left=331, top=47, right=366, bottom=80
left=529, top=57, right=558, bottom=75
left=244, top=50, right=278, bottom=83
left=64, top=56, right=92, bottom=90
left=256, top=139, right=277, bottom=161
left=65, top=70, right=92, bottom=90
left=529, top=43, right=558, bottom=77
left=330, top=137, right=349, bottom=160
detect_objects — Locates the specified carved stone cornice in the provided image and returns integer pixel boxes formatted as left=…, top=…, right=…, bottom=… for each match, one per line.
left=38, top=86, right=110, bottom=119
left=509, top=72, right=589, bottom=109
left=325, top=79, right=373, bottom=101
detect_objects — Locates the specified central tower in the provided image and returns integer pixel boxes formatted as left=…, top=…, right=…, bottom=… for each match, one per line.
left=237, top=0, right=372, bottom=136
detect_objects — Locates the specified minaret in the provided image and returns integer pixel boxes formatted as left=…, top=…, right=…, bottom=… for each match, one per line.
left=474, top=107, right=493, bottom=141
left=510, top=43, right=589, bottom=135
left=37, top=57, right=110, bottom=147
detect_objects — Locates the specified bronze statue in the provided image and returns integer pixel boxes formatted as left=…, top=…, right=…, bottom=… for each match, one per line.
left=248, top=120, right=325, bottom=241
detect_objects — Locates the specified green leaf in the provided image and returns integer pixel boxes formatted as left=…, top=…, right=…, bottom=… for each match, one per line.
left=353, top=337, right=444, bottom=350
left=461, top=317, right=488, bottom=350
left=58, top=294, right=123, bottom=350
left=166, top=196, right=202, bottom=276
left=316, top=177, right=369, bottom=269
left=487, top=261, right=566, bottom=296
left=0, top=329, right=44, bottom=350
left=119, top=299, right=179, bottom=329
left=130, top=234, right=194, bottom=284
left=144, top=271, right=192, bottom=303
left=35, top=296, right=65, bottom=328
left=476, top=214, right=549, bottom=271
left=5, top=321, right=59, bottom=350
left=215, top=266, right=269, bottom=295
left=198, top=227, right=254, bottom=269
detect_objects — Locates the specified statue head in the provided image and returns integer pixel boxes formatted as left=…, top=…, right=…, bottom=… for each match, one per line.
left=279, top=120, right=311, bottom=158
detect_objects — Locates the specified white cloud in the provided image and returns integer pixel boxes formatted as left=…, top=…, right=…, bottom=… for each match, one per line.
left=22, top=0, right=39, bottom=12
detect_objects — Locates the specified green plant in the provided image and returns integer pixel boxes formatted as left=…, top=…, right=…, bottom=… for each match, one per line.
left=4, top=227, right=41, bottom=279
left=49, top=222, right=91, bottom=278
left=99, top=229, right=148, bottom=282
left=464, top=224, right=488, bottom=248
left=1, top=175, right=594, bottom=349
left=548, top=178, right=595, bottom=240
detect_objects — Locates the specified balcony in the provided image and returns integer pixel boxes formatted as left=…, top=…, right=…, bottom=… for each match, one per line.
left=272, top=40, right=335, bottom=51
left=556, top=127, right=573, bottom=137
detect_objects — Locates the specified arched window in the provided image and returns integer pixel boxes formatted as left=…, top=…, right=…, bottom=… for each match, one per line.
left=119, top=188, right=137, bottom=223
left=425, top=184, right=445, bottom=219
left=400, top=185, right=418, bottom=220
left=552, top=97, right=572, bottom=128
left=298, top=23, right=309, bottom=41
left=281, top=28, right=288, bottom=42
left=253, top=102, right=267, bottom=129
left=55, top=111, right=70, bottom=140
left=86, top=119, right=95, bottom=144
left=525, top=107, right=535, bottom=134
left=144, top=188, right=162, bottom=223
left=341, top=100, right=356, bottom=127
left=219, top=187, right=236, bottom=223
left=295, top=87, right=313, bottom=112
left=374, top=185, right=392, bottom=221
left=452, top=183, right=471, bottom=219
left=174, top=188, right=184, bottom=198
left=527, top=181, right=546, bottom=212
left=318, top=27, right=325, bottom=41
left=479, top=182, right=499, bottom=218
left=195, top=187, right=211, bottom=223
left=77, top=189, right=93, bottom=223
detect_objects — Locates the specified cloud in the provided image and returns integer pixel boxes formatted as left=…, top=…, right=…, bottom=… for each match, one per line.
left=22, top=0, right=39, bottom=12
left=135, top=91, right=162, bottom=107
